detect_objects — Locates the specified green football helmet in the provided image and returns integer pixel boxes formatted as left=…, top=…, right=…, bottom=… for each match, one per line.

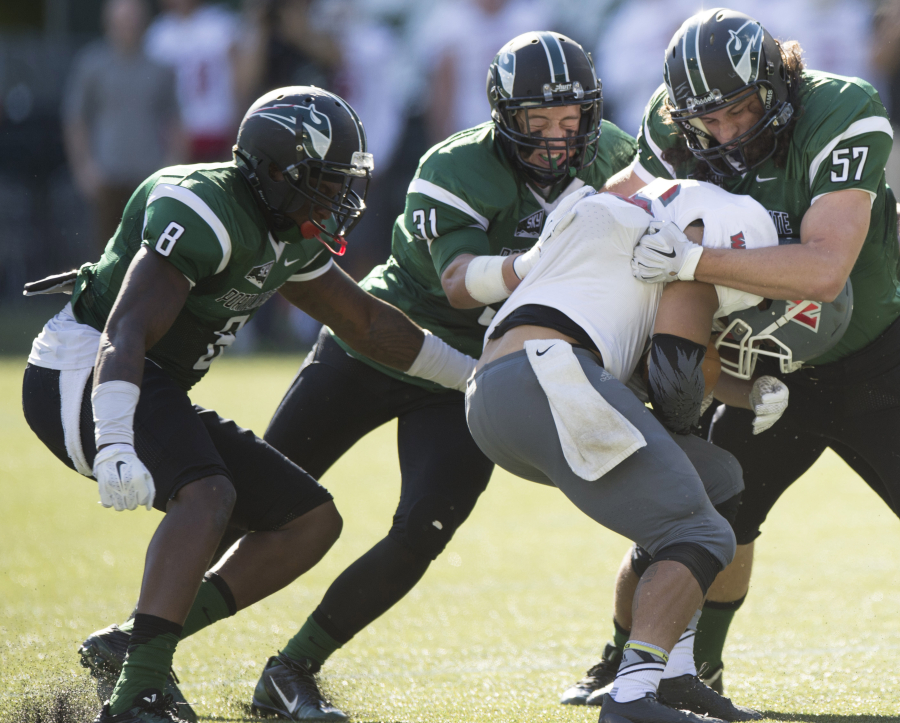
left=487, top=31, right=602, bottom=186
left=663, top=8, right=794, bottom=177
left=234, top=86, right=374, bottom=243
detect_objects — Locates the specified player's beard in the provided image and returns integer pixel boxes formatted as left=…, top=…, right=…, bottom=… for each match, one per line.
left=739, top=125, right=779, bottom=169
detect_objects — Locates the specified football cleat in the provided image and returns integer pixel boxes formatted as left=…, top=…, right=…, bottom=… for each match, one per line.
left=700, top=663, right=724, bottom=694
left=598, top=691, right=729, bottom=723
left=92, top=689, right=189, bottom=723
left=560, top=642, right=622, bottom=705
left=658, top=674, right=762, bottom=721
left=252, top=654, right=348, bottom=721
left=79, top=624, right=197, bottom=723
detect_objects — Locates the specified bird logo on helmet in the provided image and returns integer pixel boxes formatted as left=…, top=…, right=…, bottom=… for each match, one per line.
left=233, top=86, right=374, bottom=247
left=486, top=31, right=603, bottom=186
left=662, top=8, right=794, bottom=177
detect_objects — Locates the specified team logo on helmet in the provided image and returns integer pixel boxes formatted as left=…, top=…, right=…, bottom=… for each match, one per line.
left=786, top=300, right=822, bottom=332
left=250, top=103, right=333, bottom=159
left=726, top=22, right=764, bottom=83
left=498, top=52, right=516, bottom=98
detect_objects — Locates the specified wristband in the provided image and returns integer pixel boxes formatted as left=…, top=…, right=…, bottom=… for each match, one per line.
left=92, top=380, right=140, bottom=448
left=406, top=331, right=476, bottom=391
left=464, top=256, right=511, bottom=305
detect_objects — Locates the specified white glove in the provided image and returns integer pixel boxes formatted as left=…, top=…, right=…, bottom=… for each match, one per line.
left=93, top=443, right=155, bottom=511
left=631, top=220, right=704, bottom=283
left=749, top=376, right=789, bottom=435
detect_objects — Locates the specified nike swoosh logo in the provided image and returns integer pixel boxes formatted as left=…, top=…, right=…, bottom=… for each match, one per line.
left=652, top=247, right=677, bottom=258
left=115, top=461, right=126, bottom=480
left=536, top=346, right=554, bottom=356
left=284, top=258, right=302, bottom=266
left=270, top=677, right=299, bottom=713
left=756, top=175, right=776, bottom=182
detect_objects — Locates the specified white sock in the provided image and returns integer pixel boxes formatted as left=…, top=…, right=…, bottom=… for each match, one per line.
left=661, top=608, right=701, bottom=679
left=609, top=640, right=669, bottom=703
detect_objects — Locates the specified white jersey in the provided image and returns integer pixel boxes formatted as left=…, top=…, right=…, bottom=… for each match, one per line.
left=145, top=5, right=239, bottom=137
left=634, top=178, right=780, bottom=317
left=486, top=191, right=660, bottom=383
left=484, top=179, right=781, bottom=382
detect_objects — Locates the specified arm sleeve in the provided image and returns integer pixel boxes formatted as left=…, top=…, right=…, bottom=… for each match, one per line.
left=141, top=186, right=231, bottom=284
left=403, top=181, right=493, bottom=276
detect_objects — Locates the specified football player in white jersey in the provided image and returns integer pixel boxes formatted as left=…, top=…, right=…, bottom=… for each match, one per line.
left=466, top=180, right=795, bottom=723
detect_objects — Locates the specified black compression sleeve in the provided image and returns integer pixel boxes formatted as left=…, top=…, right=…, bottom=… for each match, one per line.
left=647, top=333, right=706, bottom=435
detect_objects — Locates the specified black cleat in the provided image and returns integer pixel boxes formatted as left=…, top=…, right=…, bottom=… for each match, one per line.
left=79, top=624, right=197, bottom=723
left=561, top=642, right=622, bottom=705
left=598, top=692, right=729, bottom=723
left=92, top=689, right=189, bottom=723
left=658, top=675, right=761, bottom=721
left=252, top=654, right=348, bottom=720
left=699, top=663, right=724, bottom=694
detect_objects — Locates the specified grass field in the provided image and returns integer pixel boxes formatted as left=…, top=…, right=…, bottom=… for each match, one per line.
left=2, top=355, right=899, bottom=722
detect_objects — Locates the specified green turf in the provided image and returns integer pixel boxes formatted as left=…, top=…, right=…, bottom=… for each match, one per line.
left=2, top=355, right=898, bottom=722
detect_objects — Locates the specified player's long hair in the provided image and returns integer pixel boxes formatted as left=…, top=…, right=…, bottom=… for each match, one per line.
left=659, top=40, right=806, bottom=183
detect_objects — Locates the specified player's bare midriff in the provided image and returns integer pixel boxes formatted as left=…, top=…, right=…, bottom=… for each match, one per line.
left=476, top=324, right=604, bottom=372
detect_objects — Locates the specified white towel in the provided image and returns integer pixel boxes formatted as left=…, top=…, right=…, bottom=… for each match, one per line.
left=525, top=340, right=646, bottom=481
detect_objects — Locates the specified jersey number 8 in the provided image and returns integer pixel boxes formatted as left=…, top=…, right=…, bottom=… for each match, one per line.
left=156, top=222, right=185, bottom=256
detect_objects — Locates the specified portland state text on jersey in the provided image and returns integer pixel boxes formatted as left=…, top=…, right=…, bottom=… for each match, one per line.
left=218, top=288, right=279, bottom=313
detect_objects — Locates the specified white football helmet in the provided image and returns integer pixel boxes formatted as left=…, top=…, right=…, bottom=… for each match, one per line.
left=716, top=280, right=854, bottom=379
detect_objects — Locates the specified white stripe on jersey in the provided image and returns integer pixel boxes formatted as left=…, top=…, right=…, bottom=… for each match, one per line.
left=640, top=115, right=677, bottom=179
left=289, top=255, right=333, bottom=282
left=144, top=184, right=233, bottom=275
left=408, top=178, right=490, bottom=230
left=807, top=116, right=893, bottom=189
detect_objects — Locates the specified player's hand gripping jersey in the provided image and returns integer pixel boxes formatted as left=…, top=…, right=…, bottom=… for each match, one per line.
left=30, top=163, right=341, bottom=390
left=633, top=72, right=900, bottom=363
left=332, top=121, right=637, bottom=388
left=484, top=179, right=780, bottom=382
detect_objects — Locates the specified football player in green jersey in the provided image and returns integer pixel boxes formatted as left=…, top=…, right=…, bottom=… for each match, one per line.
left=22, top=86, right=474, bottom=723
left=256, top=31, right=637, bottom=720
left=559, top=7, right=900, bottom=705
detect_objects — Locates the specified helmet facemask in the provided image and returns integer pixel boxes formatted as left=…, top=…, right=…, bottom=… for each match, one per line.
left=492, top=88, right=602, bottom=186
left=670, top=84, right=793, bottom=178
left=282, top=152, right=373, bottom=242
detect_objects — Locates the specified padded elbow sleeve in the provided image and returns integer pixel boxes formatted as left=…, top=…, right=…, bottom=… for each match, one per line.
left=647, top=333, right=706, bottom=435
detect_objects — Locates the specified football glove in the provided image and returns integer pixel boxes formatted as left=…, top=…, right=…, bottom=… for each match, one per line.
left=631, top=220, right=703, bottom=284
left=749, top=375, right=789, bottom=435
left=93, top=443, right=155, bottom=511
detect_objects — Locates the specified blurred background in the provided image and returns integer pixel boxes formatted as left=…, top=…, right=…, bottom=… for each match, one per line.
left=0, top=0, right=893, bottom=355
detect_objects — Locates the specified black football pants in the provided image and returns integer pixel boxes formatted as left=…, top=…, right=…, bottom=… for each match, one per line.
left=263, top=329, right=494, bottom=641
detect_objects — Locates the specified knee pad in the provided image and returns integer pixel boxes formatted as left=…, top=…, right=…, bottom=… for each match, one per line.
left=647, top=333, right=706, bottom=435
left=394, top=495, right=461, bottom=560
left=714, top=492, right=742, bottom=530
left=630, top=543, right=654, bottom=578
left=651, top=542, right=725, bottom=596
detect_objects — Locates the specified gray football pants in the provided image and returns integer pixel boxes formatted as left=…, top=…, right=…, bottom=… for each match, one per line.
left=466, top=349, right=738, bottom=567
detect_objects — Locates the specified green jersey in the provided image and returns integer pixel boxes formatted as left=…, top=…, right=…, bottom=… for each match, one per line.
left=334, top=120, right=637, bottom=389
left=72, top=163, right=337, bottom=390
left=635, top=70, right=900, bottom=365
